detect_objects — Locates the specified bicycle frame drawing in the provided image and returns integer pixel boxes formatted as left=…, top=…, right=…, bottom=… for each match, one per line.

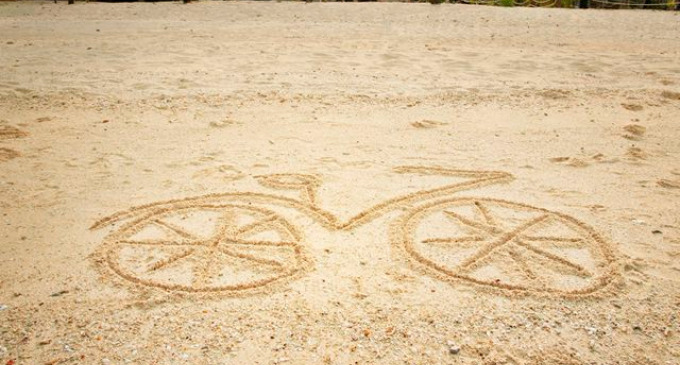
left=91, top=166, right=617, bottom=297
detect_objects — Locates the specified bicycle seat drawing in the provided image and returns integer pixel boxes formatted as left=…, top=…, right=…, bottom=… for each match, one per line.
left=91, top=166, right=617, bottom=297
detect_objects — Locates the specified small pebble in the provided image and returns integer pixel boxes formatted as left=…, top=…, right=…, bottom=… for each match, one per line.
left=448, top=345, right=460, bottom=355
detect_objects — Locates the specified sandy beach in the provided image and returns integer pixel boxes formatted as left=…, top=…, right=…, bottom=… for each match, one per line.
left=1, top=1, right=679, bottom=364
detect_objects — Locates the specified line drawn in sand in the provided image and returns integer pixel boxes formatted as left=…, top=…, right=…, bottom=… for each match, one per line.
left=92, top=166, right=618, bottom=296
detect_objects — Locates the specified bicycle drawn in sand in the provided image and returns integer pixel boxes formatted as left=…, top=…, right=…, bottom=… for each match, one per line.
left=91, top=166, right=618, bottom=297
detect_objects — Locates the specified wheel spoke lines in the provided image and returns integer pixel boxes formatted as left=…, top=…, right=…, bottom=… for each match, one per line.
left=514, top=239, right=592, bottom=277
left=233, top=215, right=279, bottom=239
left=520, top=236, right=583, bottom=242
left=99, top=202, right=305, bottom=292
left=517, top=235, right=586, bottom=248
left=117, top=239, right=207, bottom=247
left=218, top=246, right=286, bottom=272
left=191, top=249, right=219, bottom=289
left=443, top=210, right=500, bottom=235
left=212, top=210, right=239, bottom=242
left=421, top=235, right=486, bottom=246
left=507, top=247, right=539, bottom=282
left=458, top=214, right=550, bottom=273
left=473, top=201, right=498, bottom=227
left=223, top=239, right=297, bottom=247
left=403, top=197, right=617, bottom=295
left=147, top=248, right=195, bottom=273
left=151, top=219, right=198, bottom=240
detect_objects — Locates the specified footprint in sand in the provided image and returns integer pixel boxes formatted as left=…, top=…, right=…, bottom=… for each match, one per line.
left=548, top=156, right=589, bottom=168
left=410, top=119, right=447, bottom=129
left=538, top=89, right=571, bottom=100
left=0, top=122, right=28, bottom=163
left=622, top=124, right=646, bottom=141
left=549, top=153, right=622, bottom=167
left=0, top=147, right=20, bottom=162
left=591, top=153, right=619, bottom=164
left=0, top=124, right=28, bottom=139
left=192, top=164, right=245, bottom=182
left=621, top=103, right=643, bottom=111
left=209, top=119, right=241, bottom=128
left=625, top=147, right=648, bottom=161
left=657, top=179, right=680, bottom=189
left=661, top=90, right=680, bottom=101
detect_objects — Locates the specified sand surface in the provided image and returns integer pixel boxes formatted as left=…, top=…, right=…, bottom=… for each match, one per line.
left=1, top=1, right=680, bottom=364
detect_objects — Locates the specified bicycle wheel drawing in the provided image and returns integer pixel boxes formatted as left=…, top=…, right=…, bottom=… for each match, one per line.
left=398, top=198, right=616, bottom=295
left=99, top=204, right=308, bottom=293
